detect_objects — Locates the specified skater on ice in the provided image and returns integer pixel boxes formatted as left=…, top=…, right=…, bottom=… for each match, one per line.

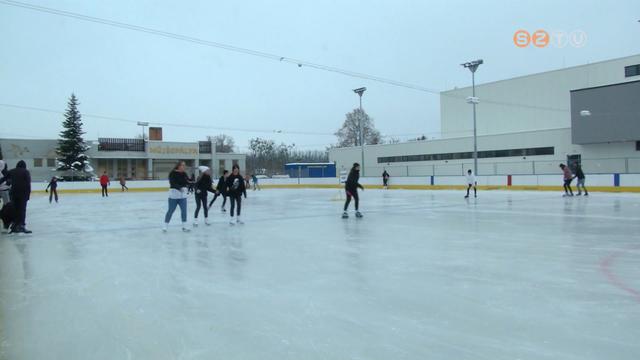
left=382, top=169, right=389, bottom=190
left=226, top=164, right=247, bottom=225
left=560, top=164, right=574, bottom=197
left=7, top=160, right=32, bottom=234
left=574, top=164, right=588, bottom=196
left=193, top=166, right=215, bottom=226
left=209, top=170, right=229, bottom=212
left=45, top=176, right=59, bottom=203
left=251, top=174, right=261, bottom=191
left=163, top=161, right=192, bottom=232
left=465, top=169, right=477, bottom=198
left=119, top=175, right=128, bottom=192
left=100, top=171, right=110, bottom=197
left=342, top=162, right=364, bottom=219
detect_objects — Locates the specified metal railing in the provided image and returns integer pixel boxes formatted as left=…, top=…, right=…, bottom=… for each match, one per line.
left=98, top=138, right=145, bottom=152
left=367, top=157, right=640, bottom=177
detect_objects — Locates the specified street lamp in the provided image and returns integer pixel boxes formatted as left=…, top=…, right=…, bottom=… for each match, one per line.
left=461, top=59, right=483, bottom=177
left=353, top=87, right=366, bottom=176
left=137, top=121, right=149, bottom=141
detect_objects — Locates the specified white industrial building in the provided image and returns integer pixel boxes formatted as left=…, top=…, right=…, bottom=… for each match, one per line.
left=329, top=54, right=640, bottom=183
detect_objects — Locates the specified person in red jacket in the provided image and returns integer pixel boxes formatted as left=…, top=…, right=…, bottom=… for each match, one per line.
left=100, top=171, right=111, bottom=197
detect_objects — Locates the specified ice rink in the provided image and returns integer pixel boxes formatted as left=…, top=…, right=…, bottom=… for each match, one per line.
left=1, top=188, right=639, bottom=360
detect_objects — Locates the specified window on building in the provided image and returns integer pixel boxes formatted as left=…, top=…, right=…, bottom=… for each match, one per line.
left=625, top=64, right=640, bottom=78
left=33, top=158, right=43, bottom=167
left=47, top=158, right=56, bottom=167
left=377, top=146, right=555, bottom=163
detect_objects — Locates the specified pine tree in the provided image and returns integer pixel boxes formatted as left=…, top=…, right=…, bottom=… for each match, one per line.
left=56, top=94, right=90, bottom=174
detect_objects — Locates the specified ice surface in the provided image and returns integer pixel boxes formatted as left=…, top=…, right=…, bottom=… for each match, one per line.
left=1, top=189, right=639, bottom=360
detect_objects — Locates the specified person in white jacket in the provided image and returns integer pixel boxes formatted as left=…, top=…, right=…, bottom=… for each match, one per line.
left=465, top=169, right=477, bottom=199
left=0, top=160, right=10, bottom=205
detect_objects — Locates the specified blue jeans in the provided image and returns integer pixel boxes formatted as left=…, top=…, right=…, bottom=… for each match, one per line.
left=165, top=198, right=187, bottom=223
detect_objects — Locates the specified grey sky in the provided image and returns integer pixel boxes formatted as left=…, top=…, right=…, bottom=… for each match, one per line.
left=0, top=0, right=638, bottom=152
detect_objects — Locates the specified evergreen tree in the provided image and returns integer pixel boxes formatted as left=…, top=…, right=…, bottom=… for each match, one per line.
left=56, top=94, right=90, bottom=173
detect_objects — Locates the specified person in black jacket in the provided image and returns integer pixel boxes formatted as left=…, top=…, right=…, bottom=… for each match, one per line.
left=343, top=163, right=364, bottom=219
left=225, top=164, right=247, bottom=225
left=382, top=170, right=390, bottom=190
left=163, top=161, right=193, bottom=232
left=574, top=164, right=588, bottom=196
left=7, top=160, right=32, bottom=234
left=0, top=160, right=10, bottom=205
left=45, top=176, right=59, bottom=203
left=208, top=170, right=229, bottom=212
left=193, top=166, right=215, bottom=226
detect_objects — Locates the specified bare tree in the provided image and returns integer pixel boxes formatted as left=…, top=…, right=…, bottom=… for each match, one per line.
left=334, top=108, right=382, bottom=147
left=207, top=134, right=235, bottom=153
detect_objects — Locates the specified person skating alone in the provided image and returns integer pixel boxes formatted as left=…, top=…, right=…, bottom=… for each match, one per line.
left=560, top=164, right=574, bottom=197
left=100, top=171, right=110, bottom=197
left=209, top=170, right=229, bottom=212
left=251, top=174, right=261, bottom=191
left=45, top=176, right=59, bottom=203
left=382, top=170, right=390, bottom=190
left=119, top=175, right=129, bottom=192
left=574, top=164, right=588, bottom=196
left=163, top=161, right=191, bottom=232
left=7, top=160, right=32, bottom=234
left=464, top=169, right=477, bottom=198
left=193, top=166, right=215, bottom=226
left=342, top=163, right=364, bottom=219
left=226, top=165, right=247, bottom=225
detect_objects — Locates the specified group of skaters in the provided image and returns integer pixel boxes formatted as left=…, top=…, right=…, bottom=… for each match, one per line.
left=163, top=161, right=247, bottom=232
left=560, top=163, right=588, bottom=197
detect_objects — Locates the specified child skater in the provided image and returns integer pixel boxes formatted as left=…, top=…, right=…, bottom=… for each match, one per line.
left=163, top=161, right=192, bottom=232
left=226, top=164, right=247, bottom=225
left=193, top=166, right=215, bottom=226
left=119, top=175, right=129, bottom=192
left=574, top=164, right=588, bottom=196
left=209, top=170, right=229, bottom=212
left=45, top=176, right=59, bottom=203
left=464, top=169, right=477, bottom=198
left=559, top=163, right=574, bottom=197
left=342, top=163, right=364, bottom=219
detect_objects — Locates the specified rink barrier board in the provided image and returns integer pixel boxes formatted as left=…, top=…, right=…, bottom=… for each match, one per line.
left=29, top=184, right=640, bottom=194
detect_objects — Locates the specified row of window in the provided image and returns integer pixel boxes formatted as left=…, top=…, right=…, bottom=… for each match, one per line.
left=378, top=146, right=555, bottom=164
left=33, top=158, right=57, bottom=168
left=625, top=64, right=640, bottom=78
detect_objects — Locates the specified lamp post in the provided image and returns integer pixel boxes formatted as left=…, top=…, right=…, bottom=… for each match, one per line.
left=137, top=121, right=149, bottom=148
left=461, top=59, right=483, bottom=177
left=353, top=87, right=366, bottom=176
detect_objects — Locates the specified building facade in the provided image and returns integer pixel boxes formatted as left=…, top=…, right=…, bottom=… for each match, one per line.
left=330, top=54, right=640, bottom=177
left=0, top=137, right=246, bottom=182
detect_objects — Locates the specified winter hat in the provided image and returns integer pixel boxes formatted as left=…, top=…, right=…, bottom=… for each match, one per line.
left=16, top=160, right=26, bottom=169
left=198, top=166, right=210, bottom=173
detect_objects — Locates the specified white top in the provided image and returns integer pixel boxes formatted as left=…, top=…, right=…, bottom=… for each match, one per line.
left=466, top=174, right=476, bottom=184
left=168, top=187, right=189, bottom=199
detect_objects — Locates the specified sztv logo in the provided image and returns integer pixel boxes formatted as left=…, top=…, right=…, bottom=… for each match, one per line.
left=513, top=29, right=587, bottom=48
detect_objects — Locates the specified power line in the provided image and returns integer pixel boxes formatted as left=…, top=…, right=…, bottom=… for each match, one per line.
left=0, top=102, right=334, bottom=136
left=0, top=0, right=570, bottom=114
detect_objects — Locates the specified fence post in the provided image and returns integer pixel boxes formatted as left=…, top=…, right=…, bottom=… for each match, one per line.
left=532, top=161, right=536, bottom=175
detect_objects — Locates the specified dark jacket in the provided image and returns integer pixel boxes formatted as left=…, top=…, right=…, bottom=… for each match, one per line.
left=46, top=178, right=58, bottom=191
left=195, top=174, right=214, bottom=194
left=575, top=166, right=585, bottom=180
left=345, top=168, right=363, bottom=192
left=226, top=174, right=247, bottom=197
left=215, top=176, right=227, bottom=192
left=168, top=170, right=190, bottom=190
left=8, top=160, right=31, bottom=200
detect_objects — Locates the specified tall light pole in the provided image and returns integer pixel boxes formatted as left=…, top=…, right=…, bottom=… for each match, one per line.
left=137, top=121, right=149, bottom=151
left=461, top=59, right=483, bottom=177
left=353, top=87, right=366, bottom=176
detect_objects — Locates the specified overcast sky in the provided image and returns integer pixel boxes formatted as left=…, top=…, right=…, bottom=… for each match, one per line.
left=0, top=0, right=638, bottom=151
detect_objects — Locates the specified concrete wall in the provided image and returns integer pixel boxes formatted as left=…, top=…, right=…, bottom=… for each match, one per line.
left=440, top=54, right=640, bottom=138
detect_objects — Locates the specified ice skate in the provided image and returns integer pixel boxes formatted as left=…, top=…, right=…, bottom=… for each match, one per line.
left=204, top=218, right=211, bottom=226
left=229, top=218, right=236, bottom=225
left=182, top=222, right=191, bottom=232
left=162, top=223, right=168, bottom=232
left=193, top=218, right=199, bottom=227
left=236, top=216, right=244, bottom=225
left=342, top=211, right=349, bottom=219
left=221, top=206, right=227, bottom=213
left=355, top=211, right=363, bottom=218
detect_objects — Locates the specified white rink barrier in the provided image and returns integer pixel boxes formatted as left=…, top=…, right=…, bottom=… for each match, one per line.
left=29, top=173, right=640, bottom=193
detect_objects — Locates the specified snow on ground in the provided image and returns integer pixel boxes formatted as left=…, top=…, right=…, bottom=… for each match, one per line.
left=1, top=188, right=639, bottom=360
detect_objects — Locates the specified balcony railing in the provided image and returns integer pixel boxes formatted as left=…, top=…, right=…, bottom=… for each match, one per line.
left=98, top=138, right=145, bottom=152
